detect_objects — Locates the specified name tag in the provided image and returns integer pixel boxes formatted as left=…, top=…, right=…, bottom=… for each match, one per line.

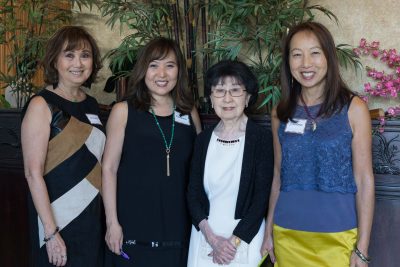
left=174, top=111, right=190, bottom=125
left=285, top=118, right=306, bottom=134
left=86, top=114, right=102, bottom=125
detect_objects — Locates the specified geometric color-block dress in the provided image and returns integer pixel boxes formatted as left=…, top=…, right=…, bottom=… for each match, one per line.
left=274, top=102, right=358, bottom=267
left=25, top=89, right=106, bottom=267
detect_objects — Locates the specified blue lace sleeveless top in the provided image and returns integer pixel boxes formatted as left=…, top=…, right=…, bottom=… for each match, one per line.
left=278, top=103, right=357, bottom=193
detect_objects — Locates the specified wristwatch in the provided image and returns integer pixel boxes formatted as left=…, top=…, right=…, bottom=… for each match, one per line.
left=234, top=236, right=241, bottom=247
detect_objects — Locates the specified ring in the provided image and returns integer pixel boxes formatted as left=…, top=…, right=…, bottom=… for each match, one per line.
left=61, top=255, right=67, bottom=259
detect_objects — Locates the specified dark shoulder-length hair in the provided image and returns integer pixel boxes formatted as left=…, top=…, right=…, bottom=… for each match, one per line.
left=42, top=26, right=102, bottom=87
left=277, top=21, right=353, bottom=122
left=205, top=60, right=258, bottom=108
left=126, top=37, right=193, bottom=113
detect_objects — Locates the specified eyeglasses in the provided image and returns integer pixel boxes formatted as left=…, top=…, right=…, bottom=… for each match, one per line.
left=211, top=88, right=246, bottom=98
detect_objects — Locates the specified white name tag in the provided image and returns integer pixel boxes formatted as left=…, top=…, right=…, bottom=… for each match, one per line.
left=86, top=114, right=102, bottom=125
left=285, top=118, right=306, bottom=134
left=174, top=111, right=190, bottom=125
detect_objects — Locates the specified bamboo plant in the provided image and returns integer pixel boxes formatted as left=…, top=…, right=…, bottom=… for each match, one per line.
left=198, top=0, right=361, bottom=111
left=99, top=0, right=361, bottom=112
left=0, top=0, right=97, bottom=108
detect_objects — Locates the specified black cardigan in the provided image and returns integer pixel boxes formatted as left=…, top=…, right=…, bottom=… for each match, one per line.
left=187, top=119, right=274, bottom=243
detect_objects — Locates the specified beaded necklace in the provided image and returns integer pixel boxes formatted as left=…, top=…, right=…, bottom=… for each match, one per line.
left=216, top=138, right=240, bottom=146
left=150, top=104, right=176, bottom=176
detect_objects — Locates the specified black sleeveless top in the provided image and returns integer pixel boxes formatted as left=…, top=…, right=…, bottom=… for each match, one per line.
left=114, top=104, right=196, bottom=267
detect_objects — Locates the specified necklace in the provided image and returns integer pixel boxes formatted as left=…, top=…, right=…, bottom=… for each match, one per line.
left=216, top=138, right=240, bottom=146
left=299, top=94, right=319, bottom=132
left=150, top=104, right=176, bottom=176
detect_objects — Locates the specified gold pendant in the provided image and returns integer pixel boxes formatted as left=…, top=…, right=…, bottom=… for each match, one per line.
left=312, top=121, right=317, bottom=131
left=166, top=152, right=170, bottom=176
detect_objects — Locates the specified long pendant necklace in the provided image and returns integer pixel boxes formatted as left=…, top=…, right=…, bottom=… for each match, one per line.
left=150, top=105, right=176, bottom=176
left=300, top=94, right=319, bottom=132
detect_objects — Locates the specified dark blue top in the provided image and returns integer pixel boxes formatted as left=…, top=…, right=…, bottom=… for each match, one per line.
left=274, top=103, right=358, bottom=232
left=278, top=104, right=357, bottom=193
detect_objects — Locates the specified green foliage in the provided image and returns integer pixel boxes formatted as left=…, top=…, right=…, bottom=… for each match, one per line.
left=0, top=0, right=96, bottom=108
left=99, top=0, right=361, bottom=111
left=100, top=0, right=175, bottom=75
left=0, top=94, right=11, bottom=108
left=199, top=0, right=359, bottom=111
left=336, top=44, right=362, bottom=71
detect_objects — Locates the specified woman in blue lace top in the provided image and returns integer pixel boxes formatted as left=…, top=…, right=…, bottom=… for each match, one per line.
left=261, top=22, right=374, bottom=267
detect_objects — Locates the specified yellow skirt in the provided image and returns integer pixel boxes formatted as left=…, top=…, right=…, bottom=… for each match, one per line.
left=273, top=224, right=357, bottom=267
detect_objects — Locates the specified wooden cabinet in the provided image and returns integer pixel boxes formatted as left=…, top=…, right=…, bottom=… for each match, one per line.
left=0, top=109, right=29, bottom=267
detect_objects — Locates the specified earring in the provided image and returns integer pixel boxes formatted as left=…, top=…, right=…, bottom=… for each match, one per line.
left=291, top=77, right=294, bottom=89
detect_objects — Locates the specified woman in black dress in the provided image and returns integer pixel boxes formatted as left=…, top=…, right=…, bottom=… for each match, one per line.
left=102, top=37, right=201, bottom=267
left=21, top=26, right=105, bottom=266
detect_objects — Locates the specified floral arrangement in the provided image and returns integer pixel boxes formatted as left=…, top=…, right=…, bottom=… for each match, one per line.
left=354, top=38, right=400, bottom=132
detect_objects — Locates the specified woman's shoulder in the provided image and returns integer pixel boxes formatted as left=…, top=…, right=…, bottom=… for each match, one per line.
left=348, top=95, right=368, bottom=112
left=110, top=101, right=129, bottom=117
left=347, top=95, right=370, bottom=126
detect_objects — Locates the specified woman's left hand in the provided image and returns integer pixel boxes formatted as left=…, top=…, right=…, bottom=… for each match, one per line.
left=207, top=235, right=236, bottom=265
left=350, top=251, right=368, bottom=267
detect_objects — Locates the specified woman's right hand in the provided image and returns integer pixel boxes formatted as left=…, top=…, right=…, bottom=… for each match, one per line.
left=260, top=233, right=276, bottom=263
left=208, top=235, right=237, bottom=264
left=45, top=233, right=67, bottom=266
left=105, top=222, right=123, bottom=255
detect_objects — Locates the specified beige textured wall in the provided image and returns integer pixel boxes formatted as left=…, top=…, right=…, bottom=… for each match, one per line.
left=72, top=6, right=129, bottom=105
left=309, top=0, right=400, bottom=110
left=75, top=1, right=400, bottom=110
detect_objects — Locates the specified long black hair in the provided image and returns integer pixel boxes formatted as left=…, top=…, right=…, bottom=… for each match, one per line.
left=125, top=37, right=193, bottom=113
left=277, top=22, right=353, bottom=122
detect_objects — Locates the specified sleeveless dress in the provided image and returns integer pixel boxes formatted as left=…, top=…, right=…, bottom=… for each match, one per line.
left=106, top=104, right=196, bottom=267
left=26, top=89, right=106, bottom=266
left=187, top=133, right=265, bottom=267
left=273, top=103, right=358, bottom=267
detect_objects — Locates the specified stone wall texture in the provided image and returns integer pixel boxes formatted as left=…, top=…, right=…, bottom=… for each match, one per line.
left=76, top=1, right=400, bottom=110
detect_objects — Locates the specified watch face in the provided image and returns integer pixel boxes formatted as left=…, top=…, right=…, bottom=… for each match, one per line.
left=235, top=237, right=241, bottom=247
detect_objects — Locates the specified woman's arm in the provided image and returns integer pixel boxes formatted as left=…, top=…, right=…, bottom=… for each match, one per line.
left=232, top=126, right=273, bottom=243
left=261, top=107, right=282, bottom=263
left=102, top=101, right=128, bottom=255
left=348, top=97, right=375, bottom=267
left=191, top=106, right=202, bottom=134
left=187, top=132, right=236, bottom=264
left=21, top=96, right=67, bottom=266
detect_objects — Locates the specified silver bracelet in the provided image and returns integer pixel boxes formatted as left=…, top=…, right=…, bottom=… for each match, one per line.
left=354, top=246, right=371, bottom=264
left=43, top=226, right=60, bottom=243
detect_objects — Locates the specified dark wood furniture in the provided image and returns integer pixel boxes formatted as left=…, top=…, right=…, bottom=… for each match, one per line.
left=0, top=109, right=28, bottom=267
